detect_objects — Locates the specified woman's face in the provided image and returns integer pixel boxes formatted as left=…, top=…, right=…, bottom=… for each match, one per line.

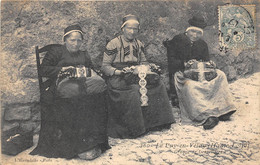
left=122, top=22, right=139, bottom=41
left=186, top=29, right=203, bottom=42
left=65, top=32, right=83, bottom=53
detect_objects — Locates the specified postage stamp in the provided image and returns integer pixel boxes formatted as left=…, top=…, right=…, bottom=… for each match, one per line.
left=218, top=5, right=256, bottom=52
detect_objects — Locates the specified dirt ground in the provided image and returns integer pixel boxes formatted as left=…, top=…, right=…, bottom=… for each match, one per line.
left=1, top=72, right=260, bottom=165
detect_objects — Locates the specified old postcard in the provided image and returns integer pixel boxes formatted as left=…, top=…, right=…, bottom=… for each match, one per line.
left=1, top=0, right=259, bottom=165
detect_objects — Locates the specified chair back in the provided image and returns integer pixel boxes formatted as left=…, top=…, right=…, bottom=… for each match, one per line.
left=35, top=44, right=62, bottom=95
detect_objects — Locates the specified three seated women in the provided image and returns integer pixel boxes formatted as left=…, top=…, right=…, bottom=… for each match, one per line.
left=31, top=14, right=236, bottom=161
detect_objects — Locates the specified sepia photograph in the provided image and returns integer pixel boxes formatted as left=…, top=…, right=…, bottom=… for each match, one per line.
left=1, top=0, right=259, bottom=164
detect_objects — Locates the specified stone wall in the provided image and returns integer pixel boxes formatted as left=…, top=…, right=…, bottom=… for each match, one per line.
left=1, top=0, right=259, bottom=134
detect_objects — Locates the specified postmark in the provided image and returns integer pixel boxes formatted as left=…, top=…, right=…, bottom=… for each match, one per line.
left=218, top=5, right=256, bottom=52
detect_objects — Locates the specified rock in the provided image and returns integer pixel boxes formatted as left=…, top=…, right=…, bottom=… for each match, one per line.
left=215, top=156, right=224, bottom=161
left=222, top=159, right=232, bottom=164
left=195, top=156, right=207, bottom=163
left=4, top=105, right=31, bottom=121
left=136, top=152, right=149, bottom=162
left=33, top=124, right=41, bottom=133
left=31, top=111, right=41, bottom=121
left=2, top=79, right=40, bottom=104
left=126, top=153, right=138, bottom=161
left=1, top=105, right=6, bottom=125
left=31, top=103, right=41, bottom=121
left=209, top=153, right=215, bottom=157
left=31, top=103, right=41, bottom=113
left=220, top=154, right=234, bottom=161
left=160, top=152, right=179, bottom=163
left=20, top=121, right=39, bottom=132
left=244, top=150, right=253, bottom=157
left=20, top=64, right=38, bottom=78
left=149, top=154, right=164, bottom=164
left=235, top=60, right=254, bottom=76
left=146, top=43, right=167, bottom=65
left=223, top=66, right=237, bottom=81
left=250, top=150, right=260, bottom=160
left=2, top=122, right=19, bottom=132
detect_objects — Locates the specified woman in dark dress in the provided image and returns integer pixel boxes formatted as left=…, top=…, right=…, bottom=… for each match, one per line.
left=102, top=15, right=175, bottom=139
left=166, top=15, right=236, bottom=130
left=30, top=25, right=110, bottom=160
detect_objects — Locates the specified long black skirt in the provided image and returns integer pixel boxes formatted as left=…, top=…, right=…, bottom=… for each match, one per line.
left=30, top=93, right=110, bottom=159
left=107, top=75, right=175, bottom=139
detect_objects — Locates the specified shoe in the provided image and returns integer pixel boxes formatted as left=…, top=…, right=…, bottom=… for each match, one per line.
left=203, top=117, right=219, bottom=130
left=78, top=146, right=102, bottom=160
left=218, top=110, right=236, bottom=121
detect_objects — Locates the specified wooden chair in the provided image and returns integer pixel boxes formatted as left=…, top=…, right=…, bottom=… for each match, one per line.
left=35, top=44, right=62, bottom=97
left=162, top=39, right=180, bottom=107
left=162, top=39, right=174, bottom=90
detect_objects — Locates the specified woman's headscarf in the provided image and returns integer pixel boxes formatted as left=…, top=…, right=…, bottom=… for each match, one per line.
left=121, top=14, right=140, bottom=29
left=63, top=24, right=84, bottom=41
left=186, top=15, right=207, bottom=35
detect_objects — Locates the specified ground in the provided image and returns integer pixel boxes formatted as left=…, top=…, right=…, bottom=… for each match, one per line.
left=1, top=72, right=260, bottom=165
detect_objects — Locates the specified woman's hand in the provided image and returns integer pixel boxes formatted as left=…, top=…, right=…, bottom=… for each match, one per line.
left=209, top=60, right=217, bottom=68
left=149, top=63, right=162, bottom=74
left=114, top=69, right=123, bottom=75
left=61, top=66, right=75, bottom=71
left=58, top=66, right=76, bottom=78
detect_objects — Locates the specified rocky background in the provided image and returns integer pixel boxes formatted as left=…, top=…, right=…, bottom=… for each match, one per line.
left=1, top=1, right=259, bottom=139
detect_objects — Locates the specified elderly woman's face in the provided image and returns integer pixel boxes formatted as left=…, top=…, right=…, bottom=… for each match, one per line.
left=186, top=29, right=203, bottom=42
left=65, top=32, right=83, bottom=53
left=122, top=22, right=139, bottom=41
